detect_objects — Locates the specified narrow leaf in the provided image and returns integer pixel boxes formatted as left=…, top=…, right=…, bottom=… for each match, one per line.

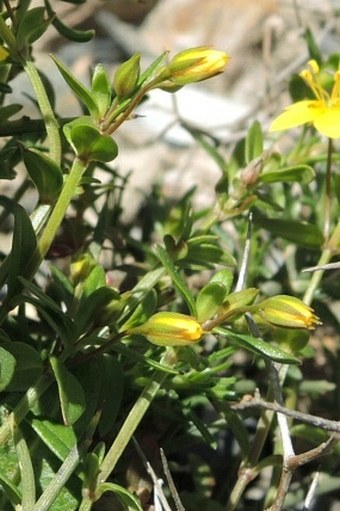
left=254, top=216, right=323, bottom=248
left=260, top=164, right=315, bottom=185
left=51, top=54, right=99, bottom=116
left=156, top=244, right=196, bottom=315
left=245, top=120, right=263, bottom=164
left=7, top=205, right=37, bottom=299
left=22, top=147, right=63, bottom=203
left=50, top=357, right=86, bottom=426
left=216, top=328, right=300, bottom=364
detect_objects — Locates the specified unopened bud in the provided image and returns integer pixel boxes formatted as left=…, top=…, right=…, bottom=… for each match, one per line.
left=255, top=295, right=321, bottom=330
left=158, top=46, right=229, bottom=86
left=127, top=311, right=203, bottom=346
left=70, top=254, right=96, bottom=285
left=0, top=45, right=9, bottom=61
left=113, top=53, right=141, bottom=99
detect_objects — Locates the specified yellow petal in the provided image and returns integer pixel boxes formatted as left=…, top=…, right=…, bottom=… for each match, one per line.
left=313, top=106, right=340, bottom=138
left=269, top=100, right=320, bottom=132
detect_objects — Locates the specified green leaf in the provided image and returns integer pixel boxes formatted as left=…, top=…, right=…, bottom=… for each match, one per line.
left=96, top=482, right=143, bottom=511
left=30, top=418, right=77, bottom=462
left=0, top=346, right=16, bottom=391
left=0, top=104, right=23, bottom=123
left=13, top=425, right=36, bottom=510
left=260, top=164, right=315, bottom=185
left=210, top=268, right=234, bottom=294
left=120, top=289, right=157, bottom=331
left=216, top=328, right=300, bottom=364
left=51, top=55, right=99, bottom=116
left=64, top=121, right=118, bottom=162
left=304, top=27, right=322, bottom=64
left=185, top=126, right=227, bottom=173
left=50, top=357, right=86, bottom=426
left=91, top=64, right=111, bottom=117
left=245, top=120, right=263, bottom=164
left=97, top=356, right=124, bottom=436
left=156, top=244, right=196, bottom=316
left=7, top=205, right=37, bottom=299
left=22, top=147, right=63, bottom=203
left=196, top=282, right=228, bottom=323
left=254, top=216, right=324, bottom=248
left=16, top=7, right=52, bottom=47
left=18, top=277, right=76, bottom=346
left=82, top=265, right=106, bottom=296
left=74, top=287, right=120, bottom=334
left=45, top=0, right=95, bottom=42
left=0, top=341, right=43, bottom=391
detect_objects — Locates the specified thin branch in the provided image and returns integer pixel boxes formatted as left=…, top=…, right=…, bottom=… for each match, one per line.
left=132, top=438, right=172, bottom=511
left=160, top=448, right=185, bottom=511
left=265, top=437, right=336, bottom=511
left=303, top=471, right=320, bottom=511
left=231, top=394, right=340, bottom=434
left=234, top=212, right=253, bottom=292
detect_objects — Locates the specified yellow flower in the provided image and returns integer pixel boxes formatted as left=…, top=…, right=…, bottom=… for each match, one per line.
left=270, top=60, right=340, bottom=139
left=159, top=46, right=229, bottom=86
left=255, top=295, right=321, bottom=330
left=127, top=311, right=203, bottom=346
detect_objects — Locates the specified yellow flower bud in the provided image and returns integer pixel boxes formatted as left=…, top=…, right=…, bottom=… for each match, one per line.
left=113, top=53, right=141, bottom=99
left=70, top=254, right=96, bottom=285
left=160, top=46, right=229, bottom=85
left=255, top=295, right=321, bottom=330
left=0, top=45, right=9, bottom=61
left=127, top=311, right=203, bottom=346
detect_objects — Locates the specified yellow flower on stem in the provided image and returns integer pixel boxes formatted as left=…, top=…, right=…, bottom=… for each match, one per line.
left=255, top=295, right=321, bottom=330
left=158, top=46, right=229, bottom=86
left=127, top=311, right=203, bottom=346
left=270, top=60, right=340, bottom=139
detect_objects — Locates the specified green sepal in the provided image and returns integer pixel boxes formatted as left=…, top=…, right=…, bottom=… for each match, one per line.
left=91, top=64, right=111, bottom=117
left=137, top=51, right=169, bottom=87
left=22, top=147, right=63, bottom=203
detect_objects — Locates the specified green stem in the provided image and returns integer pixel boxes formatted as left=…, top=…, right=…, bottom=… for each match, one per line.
left=323, top=138, right=333, bottom=242
left=27, top=157, right=87, bottom=277
left=96, top=350, right=173, bottom=486
left=23, top=60, right=61, bottom=166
